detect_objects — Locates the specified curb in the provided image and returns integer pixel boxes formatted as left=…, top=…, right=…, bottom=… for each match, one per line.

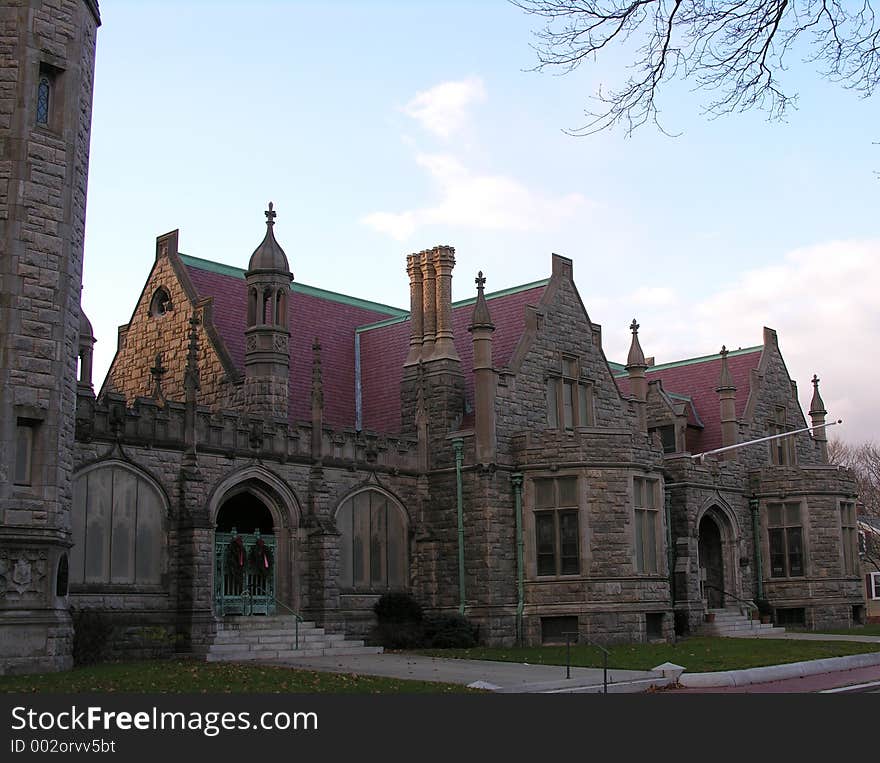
left=679, top=651, right=880, bottom=688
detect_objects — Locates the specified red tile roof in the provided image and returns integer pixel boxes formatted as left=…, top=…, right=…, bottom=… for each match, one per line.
left=615, top=347, right=763, bottom=453
left=181, top=253, right=545, bottom=435
left=182, top=255, right=404, bottom=428
left=359, top=283, right=548, bottom=433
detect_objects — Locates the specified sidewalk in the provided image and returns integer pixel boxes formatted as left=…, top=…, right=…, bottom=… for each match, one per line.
left=273, top=630, right=880, bottom=694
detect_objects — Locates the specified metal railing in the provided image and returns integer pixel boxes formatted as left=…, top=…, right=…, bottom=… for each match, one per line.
left=270, top=596, right=304, bottom=650
left=703, top=583, right=759, bottom=622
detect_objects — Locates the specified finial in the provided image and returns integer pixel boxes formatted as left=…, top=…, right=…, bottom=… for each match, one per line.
left=475, top=271, right=486, bottom=291
left=720, top=345, right=728, bottom=356
left=265, top=201, right=276, bottom=227
left=812, top=374, right=820, bottom=389
left=809, top=373, right=826, bottom=415
left=716, top=343, right=735, bottom=391
left=626, top=318, right=646, bottom=369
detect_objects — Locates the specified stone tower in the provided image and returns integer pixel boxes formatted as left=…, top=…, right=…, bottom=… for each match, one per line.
left=0, top=0, right=101, bottom=674
left=244, top=203, right=293, bottom=420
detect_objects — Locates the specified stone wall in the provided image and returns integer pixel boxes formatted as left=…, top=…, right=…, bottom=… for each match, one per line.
left=0, top=0, right=99, bottom=675
left=71, top=388, right=423, bottom=656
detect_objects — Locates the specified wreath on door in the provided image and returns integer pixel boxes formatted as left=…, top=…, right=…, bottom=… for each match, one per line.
left=249, top=537, right=273, bottom=573
left=225, top=535, right=247, bottom=582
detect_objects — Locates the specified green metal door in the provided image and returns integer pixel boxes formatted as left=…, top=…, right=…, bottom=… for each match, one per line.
left=214, top=529, right=277, bottom=616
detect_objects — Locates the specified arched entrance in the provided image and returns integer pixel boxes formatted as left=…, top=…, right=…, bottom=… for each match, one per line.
left=215, top=490, right=277, bottom=616
left=698, top=513, right=725, bottom=609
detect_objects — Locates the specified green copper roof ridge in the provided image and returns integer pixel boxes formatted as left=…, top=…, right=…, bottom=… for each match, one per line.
left=612, top=344, right=763, bottom=376
left=356, top=278, right=550, bottom=334
left=179, top=252, right=408, bottom=317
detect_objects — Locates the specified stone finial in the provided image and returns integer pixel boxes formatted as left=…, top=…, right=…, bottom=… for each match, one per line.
left=150, top=352, right=167, bottom=402
left=810, top=374, right=827, bottom=415
left=265, top=201, right=276, bottom=226
left=311, top=337, right=324, bottom=407
left=717, top=345, right=736, bottom=392
left=626, top=319, right=647, bottom=370
left=468, top=271, right=495, bottom=333
left=184, top=315, right=201, bottom=393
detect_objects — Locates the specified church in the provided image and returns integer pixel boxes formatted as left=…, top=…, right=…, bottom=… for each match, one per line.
left=0, top=0, right=865, bottom=674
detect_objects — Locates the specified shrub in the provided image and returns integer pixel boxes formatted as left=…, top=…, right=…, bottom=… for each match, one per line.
left=423, top=614, right=478, bottom=649
left=373, top=592, right=423, bottom=624
left=72, top=609, right=114, bottom=666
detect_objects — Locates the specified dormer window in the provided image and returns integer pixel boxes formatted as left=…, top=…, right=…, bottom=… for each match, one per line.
left=149, top=287, right=173, bottom=317
left=547, top=354, right=594, bottom=429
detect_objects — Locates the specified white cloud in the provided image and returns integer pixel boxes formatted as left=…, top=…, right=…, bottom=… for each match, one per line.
left=402, top=77, right=486, bottom=139
left=598, top=240, right=880, bottom=444
left=362, top=152, right=591, bottom=241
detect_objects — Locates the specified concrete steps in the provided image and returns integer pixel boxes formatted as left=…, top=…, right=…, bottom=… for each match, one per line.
left=206, top=615, right=383, bottom=663
left=700, top=607, right=787, bottom=638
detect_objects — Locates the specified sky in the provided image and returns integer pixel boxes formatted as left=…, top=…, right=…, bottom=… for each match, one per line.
left=81, top=0, right=880, bottom=444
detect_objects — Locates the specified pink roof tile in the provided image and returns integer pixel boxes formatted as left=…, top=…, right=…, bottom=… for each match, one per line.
left=183, top=258, right=402, bottom=428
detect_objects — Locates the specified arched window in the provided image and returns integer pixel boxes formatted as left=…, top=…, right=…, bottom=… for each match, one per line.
left=71, top=463, right=165, bottom=586
left=336, top=490, right=408, bottom=591
left=149, top=287, right=172, bottom=317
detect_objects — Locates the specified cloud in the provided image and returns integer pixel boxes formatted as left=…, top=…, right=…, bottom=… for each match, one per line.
left=362, top=153, right=591, bottom=240
left=599, top=240, right=880, bottom=444
left=402, top=77, right=486, bottom=139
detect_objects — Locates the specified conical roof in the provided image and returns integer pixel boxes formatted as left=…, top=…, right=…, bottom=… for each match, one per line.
left=247, top=202, right=292, bottom=276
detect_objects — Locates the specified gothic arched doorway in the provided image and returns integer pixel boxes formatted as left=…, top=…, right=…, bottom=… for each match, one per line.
left=698, top=513, right=725, bottom=609
left=214, top=489, right=278, bottom=616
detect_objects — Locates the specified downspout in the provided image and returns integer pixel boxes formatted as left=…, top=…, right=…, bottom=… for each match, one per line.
left=750, top=497, right=764, bottom=602
left=512, top=473, right=524, bottom=645
left=665, top=487, right=675, bottom=605
left=453, top=438, right=465, bottom=615
left=354, top=332, right=362, bottom=431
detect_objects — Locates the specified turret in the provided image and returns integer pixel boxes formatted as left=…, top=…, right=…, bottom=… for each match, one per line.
left=244, top=203, right=293, bottom=419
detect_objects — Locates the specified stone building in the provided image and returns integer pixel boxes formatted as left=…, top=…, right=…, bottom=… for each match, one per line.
left=62, top=206, right=863, bottom=658
left=0, top=0, right=865, bottom=674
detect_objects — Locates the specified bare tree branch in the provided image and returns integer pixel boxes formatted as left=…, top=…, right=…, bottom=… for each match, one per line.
left=511, top=0, right=880, bottom=134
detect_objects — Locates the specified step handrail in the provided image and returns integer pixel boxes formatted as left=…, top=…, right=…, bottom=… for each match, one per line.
left=702, top=583, right=759, bottom=621
left=241, top=591, right=304, bottom=649
left=271, top=597, right=304, bottom=650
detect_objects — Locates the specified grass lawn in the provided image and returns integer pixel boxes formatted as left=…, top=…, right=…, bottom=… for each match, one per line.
left=415, top=636, right=880, bottom=673
left=0, top=659, right=476, bottom=694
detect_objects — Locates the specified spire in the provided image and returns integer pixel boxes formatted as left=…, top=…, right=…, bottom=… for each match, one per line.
left=311, top=337, right=324, bottom=462
left=468, top=271, right=495, bottom=333
left=810, top=374, right=827, bottom=415
left=716, top=345, right=735, bottom=392
left=247, top=201, right=292, bottom=276
left=625, top=319, right=647, bottom=369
